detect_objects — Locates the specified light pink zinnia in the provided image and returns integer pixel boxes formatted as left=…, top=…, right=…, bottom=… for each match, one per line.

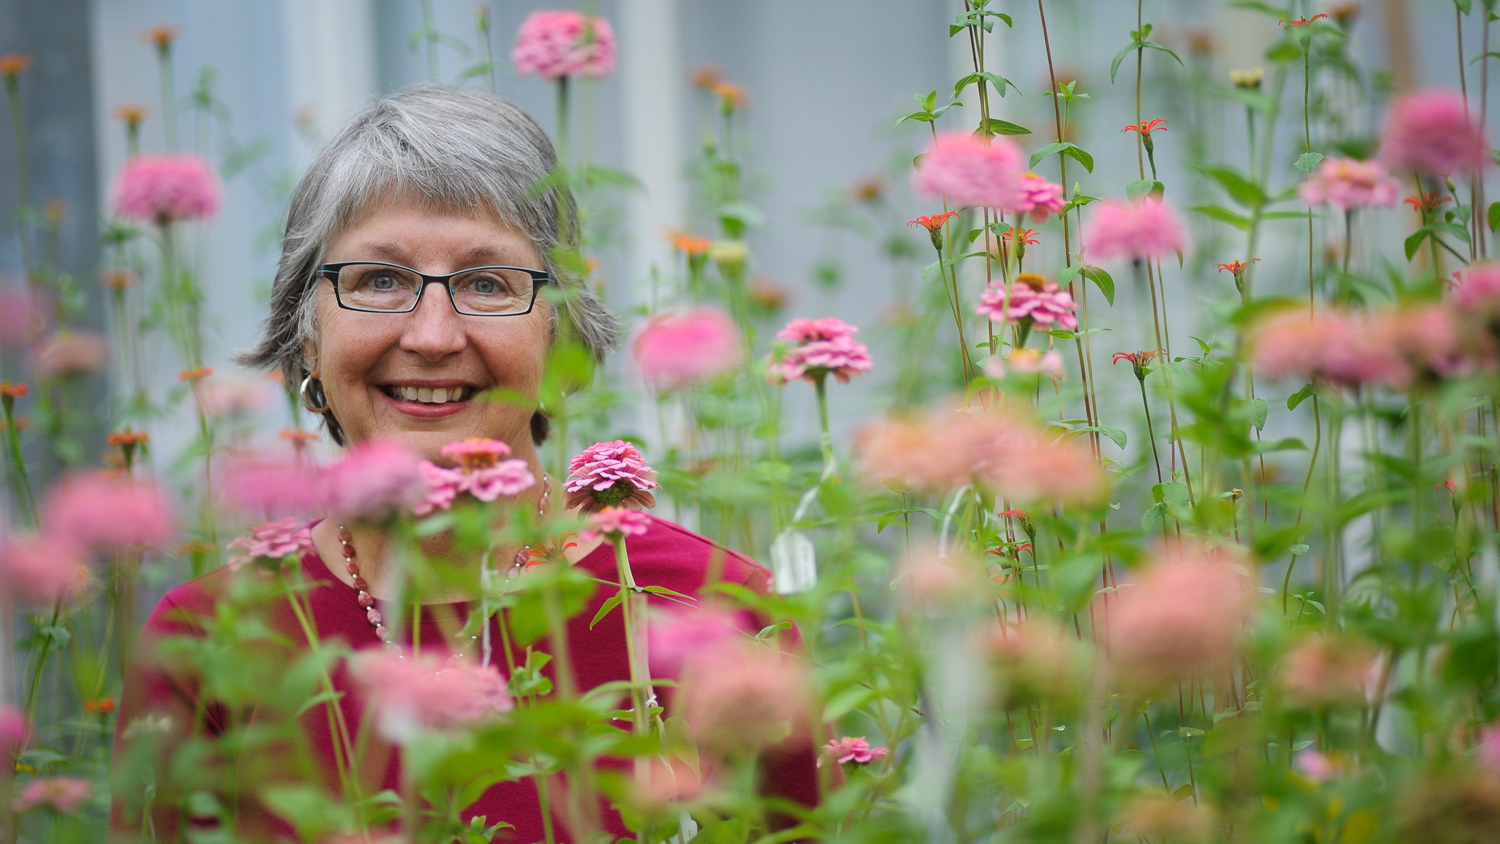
left=894, top=545, right=988, bottom=610
left=1479, top=721, right=1500, bottom=774
left=113, top=154, right=220, bottom=223
left=1106, top=542, right=1252, bottom=694
left=1082, top=198, right=1191, bottom=263
left=0, top=706, right=29, bottom=753
left=13, top=777, right=90, bottom=814
left=321, top=439, right=427, bottom=523
left=1295, top=750, right=1338, bottom=783
left=218, top=452, right=327, bottom=519
left=350, top=648, right=513, bottom=739
left=414, top=438, right=536, bottom=516
left=511, top=10, right=617, bottom=80
left=912, top=131, right=1026, bottom=210
left=225, top=517, right=314, bottom=567
left=1380, top=89, right=1490, bottom=177
left=43, top=472, right=176, bottom=551
left=820, top=736, right=888, bottom=768
left=975, top=276, right=1078, bottom=330
left=579, top=506, right=651, bottom=544
left=678, top=640, right=811, bottom=755
left=979, top=427, right=1107, bottom=507
left=1013, top=172, right=1066, bottom=222
left=985, top=348, right=1066, bottom=380
left=193, top=376, right=272, bottom=417
left=33, top=331, right=106, bottom=379
left=1455, top=263, right=1500, bottom=310
left=565, top=440, right=659, bottom=512
left=647, top=605, right=747, bottom=678
left=633, top=308, right=742, bottom=390
left=765, top=317, right=873, bottom=386
left=0, top=287, right=49, bottom=348
left=0, top=534, right=89, bottom=606
left=1278, top=634, right=1378, bottom=709
left=1299, top=157, right=1400, bottom=211
left=1251, top=308, right=1438, bottom=390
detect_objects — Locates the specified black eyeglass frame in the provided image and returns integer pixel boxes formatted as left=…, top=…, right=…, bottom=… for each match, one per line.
left=314, top=260, right=553, bottom=316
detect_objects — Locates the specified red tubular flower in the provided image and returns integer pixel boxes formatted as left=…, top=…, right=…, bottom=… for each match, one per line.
left=1003, top=226, right=1040, bottom=246
left=1279, top=13, right=1329, bottom=28
left=907, top=212, right=959, bottom=233
left=1121, top=118, right=1168, bottom=136
left=1404, top=192, right=1452, bottom=215
left=1112, top=349, right=1158, bottom=381
left=1214, top=259, right=1260, bottom=275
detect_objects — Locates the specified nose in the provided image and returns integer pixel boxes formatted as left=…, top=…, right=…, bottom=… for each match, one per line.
left=398, top=284, right=467, bottom=361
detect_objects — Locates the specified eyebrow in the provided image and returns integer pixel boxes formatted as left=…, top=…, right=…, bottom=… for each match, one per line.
left=358, top=242, right=529, bottom=267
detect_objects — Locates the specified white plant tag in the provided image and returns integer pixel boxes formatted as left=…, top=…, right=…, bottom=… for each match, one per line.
left=770, top=529, right=817, bottom=594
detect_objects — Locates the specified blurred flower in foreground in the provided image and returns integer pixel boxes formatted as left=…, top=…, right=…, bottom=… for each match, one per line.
left=1118, top=791, right=1217, bottom=843
left=1251, top=305, right=1476, bottom=392
left=648, top=604, right=747, bottom=679
left=33, top=332, right=107, bottom=379
left=1381, top=89, right=1489, bottom=177
left=1106, top=542, right=1252, bottom=695
left=632, top=758, right=712, bottom=815
left=511, top=10, right=617, bottom=80
left=1082, top=197, right=1191, bottom=263
left=894, top=545, right=988, bottom=611
left=351, top=649, right=512, bottom=741
left=415, top=438, right=535, bottom=516
left=633, top=308, right=742, bottom=390
left=13, top=777, right=89, bottom=814
left=678, top=640, right=811, bottom=756
left=44, top=472, right=176, bottom=552
left=1299, top=157, right=1400, bottom=211
left=0, top=534, right=89, bottom=607
left=0, top=706, right=28, bottom=752
left=225, top=518, right=314, bottom=568
left=565, top=440, right=659, bottom=512
left=1014, top=173, right=1066, bottom=222
left=1278, top=633, right=1379, bottom=709
left=820, top=736, right=888, bottom=768
left=321, top=439, right=427, bottom=523
left=113, top=154, right=220, bottom=224
left=194, top=376, right=272, bottom=418
left=219, top=452, right=326, bottom=519
left=986, top=348, right=1066, bottom=380
left=983, top=620, right=1086, bottom=707
left=913, top=131, right=1025, bottom=210
left=0, top=287, right=49, bottom=348
left=579, top=506, right=651, bottom=545
left=765, top=317, right=873, bottom=386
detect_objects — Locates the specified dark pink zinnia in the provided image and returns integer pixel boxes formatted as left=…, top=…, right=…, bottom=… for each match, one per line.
left=1013, top=173, right=1066, bottom=222
left=113, top=154, right=220, bottom=224
left=1082, top=198, right=1191, bottom=263
left=321, top=439, right=428, bottom=523
left=1380, top=89, right=1490, bottom=177
left=565, top=440, right=659, bottom=512
left=975, top=276, right=1078, bottom=330
left=633, top=308, right=742, bottom=390
left=765, top=317, right=873, bottom=386
left=511, top=10, right=617, bottom=80
left=912, top=131, right=1026, bottom=210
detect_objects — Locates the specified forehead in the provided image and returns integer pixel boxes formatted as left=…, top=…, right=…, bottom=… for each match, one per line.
left=327, top=191, right=541, bottom=268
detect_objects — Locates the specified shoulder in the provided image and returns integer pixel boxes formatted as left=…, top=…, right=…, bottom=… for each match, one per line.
left=139, top=563, right=244, bottom=639
left=577, top=515, right=774, bottom=594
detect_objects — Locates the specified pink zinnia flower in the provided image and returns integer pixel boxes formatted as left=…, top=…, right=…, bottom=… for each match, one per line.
left=1299, top=157, right=1401, bottom=211
left=350, top=648, right=513, bottom=740
left=565, top=440, right=659, bottom=512
left=1249, top=307, right=1459, bottom=390
left=820, top=736, right=888, bottom=768
left=633, top=308, right=742, bottom=390
left=985, top=348, right=1066, bottom=380
left=113, top=154, right=220, bottom=224
left=32, top=331, right=106, bottom=379
left=1479, top=721, right=1500, bottom=774
left=1455, top=263, right=1500, bottom=310
left=0, top=534, right=89, bottom=606
left=894, top=545, right=987, bottom=610
left=1380, top=89, right=1490, bottom=177
left=0, top=706, right=29, bottom=753
left=979, top=427, right=1107, bottom=507
left=1106, top=542, right=1252, bottom=694
left=765, top=317, right=873, bottom=386
left=511, top=10, right=617, bottom=80
left=1082, top=198, right=1191, bottom=263
left=414, top=438, right=536, bottom=516
left=1278, top=634, right=1378, bottom=709
left=218, top=452, right=327, bottom=519
left=43, top=472, right=176, bottom=551
left=1295, top=750, right=1338, bottom=783
left=321, top=439, right=427, bottom=523
left=912, top=131, right=1026, bottom=210
left=0, top=286, right=49, bottom=348
left=975, top=274, right=1078, bottom=330
left=13, top=777, right=90, bottom=814
left=225, top=517, right=314, bottom=567
left=193, top=376, right=272, bottom=417
left=678, top=641, right=811, bottom=755
left=647, top=605, right=747, bottom=679
left=1013, top=172, right=1066, bottom=222
left=579, top=506, right=651, bottom=544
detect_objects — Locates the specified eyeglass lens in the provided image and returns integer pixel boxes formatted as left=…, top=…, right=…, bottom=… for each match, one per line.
left=334, top=264, right=536, bottom=315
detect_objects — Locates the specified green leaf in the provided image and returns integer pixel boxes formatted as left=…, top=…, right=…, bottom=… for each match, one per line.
left=1289, top=543, right=1310, bottom=556
left=1488, top=202, right=1500, bottom=233
left=1229, top=1, right=1293, bottom=19
left=1141, top=501, right=1167, bottom=531
left=953, top=71, right=1021, bottom=100
left=1293, top=151, right=1326, bottom=173
left=1028, top=141, right=1094, bottom=173
left=589, top=589, right=627, bottom=629
left=1195, top=165, right=1267, bottom=209
left=1079, top=425, right=1128, bottom=449
left=1126, top=179, right=1165, bottom=199
left=984, top=118, right=1031, bottom=135
left=1287, top=384, right=1316, bottom=410
left=1058, top=264, right=1083, bottom=286
left=1190, top=204, right=1251, bottom=231
left=1110, top=43, right=1137, bottom=84
left=1082, top=266, right=1115, bottom=305
left=1266, top=38, right=1304, bottom=63
left=1141, top=41, right=1185, bottom=68
left=1456, top=0, right=1473, bottom=13
left=1405, top=228, right=1433, bottom=261
left=1249, top=397, right=1269, bottom=431
left=1433, top=220, right=1474, bottom=244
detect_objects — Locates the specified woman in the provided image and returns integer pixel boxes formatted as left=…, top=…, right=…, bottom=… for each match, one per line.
left=110, top=85, right=817, bottom=842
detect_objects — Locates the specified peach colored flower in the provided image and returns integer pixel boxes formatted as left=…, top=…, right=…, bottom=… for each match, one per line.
left=565, top=440, right=659, bottom=512
left=0, top=534, right=89, bottom=607
left=0, top=287, right=49, bottom=348
left=113, top=154, right=220, bottom=224
left=350, top=648, right=513, bottom=740
left=1278, top=634, right=1378, bottom=709
left=13, top=777, right=89, bottom=814
left=1381, top=89, right=1490, bottom=176
left=1082, top=197, right=1190, bottom=263
left=633, top=308, right=742, bottom=390
left=632, top=757, right=712, bottom=813
left=1250, top=308, right=1405, bottom=389
left=414, top=438, right=536, bottom=516
left=986, top=348, right=1066, bottom=380
left=894, top=545, right=988, bottom=611
left=913, top=131, right=1025, bottom=210
left=511, top=10, right=617, bottom=80
left=1106, top=542, right=1252, bottom=694
left=33, top=332, right=106, bottom=379
left=1300, top=157, right=1400, bottom=211
left=43, top=472, right=176, bottom=552
left=678, top=640, right=811, bottom=755
left=0, top=55, right=32, bottom=77
left=225, top=517, right=314, bottom=567
left=983, top=620, right=1085, bottom=707
left=854, top=412, right=976, bottom=493
left=194, top=376, right=272, bottom=417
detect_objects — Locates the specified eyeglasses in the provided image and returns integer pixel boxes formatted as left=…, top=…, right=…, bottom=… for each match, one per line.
left=315, top=261, right=552, bottom=316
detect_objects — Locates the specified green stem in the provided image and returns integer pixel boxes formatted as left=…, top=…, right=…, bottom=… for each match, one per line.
left=157, top=44, right=178, bottom=152
left=6, top=74, right=32, bottom=281
left=611, top=533, right=654, bottom=810
left=2, top=401, right=37, bottom=528
left=1281, top=395, right=1323, bottom=614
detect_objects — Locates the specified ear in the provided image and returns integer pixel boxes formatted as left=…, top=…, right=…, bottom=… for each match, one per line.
left=301, top=338, right=320, bottom=378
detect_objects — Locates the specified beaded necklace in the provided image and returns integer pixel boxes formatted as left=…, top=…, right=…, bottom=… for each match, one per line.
left=337, top=475, right=551, bottom=649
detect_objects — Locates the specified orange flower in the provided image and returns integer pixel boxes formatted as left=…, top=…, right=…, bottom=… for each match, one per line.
left=1121, top=118, right=1168, bottom=136
left=279, top=428, right=320, bottom=447
left=1214, top=258, right=1260, bottom=276
left=111, top=104, right=151, bottom=126
left=1003, top=226, right=1040, bottom=246
left=907, top=212, right=959, bottom=233
left=179, top=366, right=214, bottom=382
left=671, top=233, right=712, bottom=256
left=0, top=381, right=27, bottom=399
left=83, top=697, right=116, bottom=715
left=690, top=65, right=724, bottom=89
left=140, top=25, right=179, bottom=48
left=710, top=81, right=745, bottom=111
left=100, top=269, right=136, bottom=292
left=0, top=55, right=32, bottom=77
left=1280, top=13, right=1329, bottom=28
left=1404, top=192, right=1451, bottom=215
left=748, top=276, right=790, bottom=312
left=107, top=428, right=150, bottom=448
left=1112, top=349, right=1158, bottom=381
left=851, top=177, right=884, bottom=204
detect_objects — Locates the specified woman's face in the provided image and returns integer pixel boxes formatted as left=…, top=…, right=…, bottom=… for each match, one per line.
left=307, top=193, right=550, bottom=464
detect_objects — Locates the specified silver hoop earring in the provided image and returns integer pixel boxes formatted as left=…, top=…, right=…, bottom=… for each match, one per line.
left=299, top=375, right=330, bottom=414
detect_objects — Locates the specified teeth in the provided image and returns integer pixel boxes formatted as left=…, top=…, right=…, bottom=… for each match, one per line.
left=390, top=386, right=469, bottom=404
left=432, top=388, right=447, bottom=403
left=416, top=388, right=432, bottom=403
left=403, top=387, right=418, bottom=401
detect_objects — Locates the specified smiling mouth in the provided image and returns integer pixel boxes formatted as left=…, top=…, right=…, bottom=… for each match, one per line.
left=380, top=385, right=474, bottom=404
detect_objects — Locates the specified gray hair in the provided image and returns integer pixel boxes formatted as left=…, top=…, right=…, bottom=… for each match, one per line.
left=237, top=84, right=618, bottom=445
